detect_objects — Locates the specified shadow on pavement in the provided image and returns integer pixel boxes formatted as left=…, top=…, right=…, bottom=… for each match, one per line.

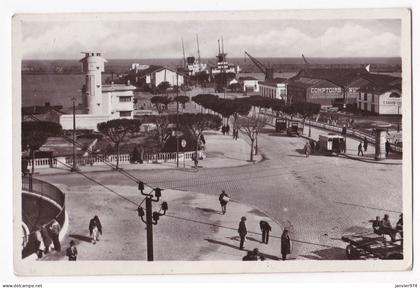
left=205, top=238, right=281, bottom=260
left=300, top=247, right=347, bottom=260
left=69, top=234, right=92, bottom=243
left=195, top=207, right=221, bottom=215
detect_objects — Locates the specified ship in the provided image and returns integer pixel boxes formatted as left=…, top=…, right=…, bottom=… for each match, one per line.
left=210, top=37, right=240, bottom=79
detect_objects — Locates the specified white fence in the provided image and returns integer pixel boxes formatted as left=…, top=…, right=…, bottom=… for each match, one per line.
left=26, top=150, right=206, bottom=169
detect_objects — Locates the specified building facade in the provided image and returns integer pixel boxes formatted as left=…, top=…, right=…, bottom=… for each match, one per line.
left=60, top=52, right=136, bottom=130
left=239, top=77, right=259, bottom=93
left=259, top=78, right=287, bottom=100
left=131, top=65, right=185, bottom=87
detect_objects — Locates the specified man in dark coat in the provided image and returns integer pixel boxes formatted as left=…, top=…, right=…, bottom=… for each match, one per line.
left=238, top=216, right=247, bottom=250
left=358, top=142, right=364, bottom=156
left=363, top=137, right=368, bottom=152
left=218, top=190, right=229, bottom=215
left=49, top=219, right=61, bottom=251
left=281, top=228, right=291, bottom=261
left=89, top=215, right=103, bottom=244
left=66, top=240, right=78, bottom=261
left=385, top=140, right=391, bottom=157
left=259, top=220, right=272, bottom=244
left=372, top=216, right=382, bottom=235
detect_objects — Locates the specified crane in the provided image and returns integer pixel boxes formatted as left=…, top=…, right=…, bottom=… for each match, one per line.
left=244, top=51, right=274, bottom=81
left=302, top=54, right=310, bottom=65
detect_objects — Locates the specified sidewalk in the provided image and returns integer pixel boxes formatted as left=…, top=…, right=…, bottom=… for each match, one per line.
left=301, top=126, right=402, bottom=165
left=38, top=186, right=286, bottom=261
left=34, top=131, right=262, bottom=176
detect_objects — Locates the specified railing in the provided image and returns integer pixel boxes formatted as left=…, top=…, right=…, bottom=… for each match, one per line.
left=27, top=150, right=206, bottom=169
left=21, top=175, right=66, bottom=258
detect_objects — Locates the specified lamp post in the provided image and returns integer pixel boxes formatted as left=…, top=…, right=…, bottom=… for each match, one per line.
left=397, top=102, right=401, bottom=132
left=137, top=182, right=168, bottom=261
left=71, top=96, right=79, bottom=172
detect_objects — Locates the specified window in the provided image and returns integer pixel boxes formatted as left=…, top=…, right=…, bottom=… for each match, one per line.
left=119, top=111, right=131, bottom=117
left=371, top=104, right=375, bottom=112
left=119, top=96, right=132, bottom=103
left=364, top=93, right=367, bottom=101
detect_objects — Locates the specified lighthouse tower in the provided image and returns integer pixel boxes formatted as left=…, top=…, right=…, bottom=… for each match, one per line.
left=80, top=52, right=107, bottom=115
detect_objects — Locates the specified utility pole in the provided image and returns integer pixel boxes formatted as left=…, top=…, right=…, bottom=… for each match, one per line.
left=71, top=96, right=79, bottom=172
left=176, top=74, right=179, bottom=168
left=137, top=182, right=168, bottom=262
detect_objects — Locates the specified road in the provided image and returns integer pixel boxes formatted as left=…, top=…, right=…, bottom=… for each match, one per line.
left=39, top=125, right=402, bottom=260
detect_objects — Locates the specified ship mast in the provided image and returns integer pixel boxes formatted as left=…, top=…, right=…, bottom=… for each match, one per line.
left=196, top=34, right=201, bottom=67
left=181, top=38, right=186, bottom=68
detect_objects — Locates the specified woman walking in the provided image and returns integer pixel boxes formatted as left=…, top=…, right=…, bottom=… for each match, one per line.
left=281, top=228, right=291, bottom=261
left=89, top=215, right=102, bottom=244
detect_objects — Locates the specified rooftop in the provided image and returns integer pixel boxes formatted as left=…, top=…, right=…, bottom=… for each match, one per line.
left=259, top=77, right=288, bottom=86
left=39, top=136, right=97, bottom=157
left=102, top=83, right=137, bottom=92
left=295, top=67, right=369, bottom=87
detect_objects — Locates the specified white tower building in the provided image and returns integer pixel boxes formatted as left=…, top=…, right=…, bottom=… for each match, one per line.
left=80, top=52, right=107, bottom=115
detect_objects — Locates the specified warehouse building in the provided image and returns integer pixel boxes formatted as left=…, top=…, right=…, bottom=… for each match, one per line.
left=238, top=76, right=260, bottom=93
left=287, top=67, right=369, bottom=107
left=354, top=74, right=402, bottom=115
left=259, top=78, right=287, bottom=101
left=129, top=65, right=185, bottom=88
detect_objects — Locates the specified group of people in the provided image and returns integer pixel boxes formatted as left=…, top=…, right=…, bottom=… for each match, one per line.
left=65, top=215, right=103, bottom=261
left=238, top=216, right=292, bottom=261
left=33, top=219, right=62, bottom=259
left=358, top=137, right=392, bottom=157
left=218, top=191, right=292, bottom=261
left=221, top=124, right=231, bottom=135
left=372, top=213, right=403, bottom=242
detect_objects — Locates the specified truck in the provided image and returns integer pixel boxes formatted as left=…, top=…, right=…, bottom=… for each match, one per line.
left=317, top=133, right=345, bottom=155
left=274, top=118, right=303, bottom=137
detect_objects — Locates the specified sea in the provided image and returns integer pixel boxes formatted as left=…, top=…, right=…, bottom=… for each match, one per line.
left=21, top=57, right=402, bottom=108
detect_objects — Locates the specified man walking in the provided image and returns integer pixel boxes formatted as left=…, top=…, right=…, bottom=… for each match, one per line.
left=66, top=240, right=78, bottom=261
left=89, top=215, right=103, bottom=244
left=49, top=219, right=61, bottom=252
left=259, top=220, right=272, bottom=244
left=357, top=142, right=364, bottom=156
left=218, top=190, right=230, bottom=215
left=304, top=141, right=311, bottom=158
left=281, top=228, right=291, bottom=261
left=238, top=216, right=247, bottom=250
left=363, top=137, right=368, bottom=152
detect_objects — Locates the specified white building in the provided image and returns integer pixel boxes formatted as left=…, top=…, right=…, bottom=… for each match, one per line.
left=357, top=87, right=402, bottom=115
left=355, top=74, right=402, bottom=115
left=135, top=65, right=184, bottom=87
left=239, top=76, right=260, bottom=93
left=60, top=52, right=136, bottom=130
left=259, top=78, right=287, bottom=100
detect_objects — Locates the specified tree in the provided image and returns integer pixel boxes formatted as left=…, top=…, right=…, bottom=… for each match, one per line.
left=22, top=121, right=62, bottom=174
left=150, top=96, right=173, bottom=113
left=177, top=113, right=222, bottom=156
left=97, top=119, right=141, bottom=169
left=174, top=95, right=189, bottom=110
left=139, top=114, right=171, bottom=150
left=236, top=114, right=268, bottom=162
left=157, top=81, right=171, bottom=96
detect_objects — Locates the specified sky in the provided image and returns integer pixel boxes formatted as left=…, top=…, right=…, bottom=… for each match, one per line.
left=21, top=18, right=401, bottom=59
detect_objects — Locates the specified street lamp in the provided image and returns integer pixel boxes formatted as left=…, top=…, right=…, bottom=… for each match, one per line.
left=397, top=102, right=401, bottom=132
left=71, top=96, right=80, bottom=172
left=137, top=182, right=168, bottom=261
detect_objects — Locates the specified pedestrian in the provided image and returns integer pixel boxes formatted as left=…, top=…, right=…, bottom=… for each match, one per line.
left=226, top=124, right=230, bottom=135
left=238, top=216, right=247, bottom=250
left=259, top=220, right=272, bottom=244
left=49, top=219, right=61, bottom=252
left=66, top=240, right=78, bottom=261
left=357, top=142, right=364, bottom=156
left=396, top=213, right=403, bottom=239
left=381, top=214, right=396, bottom=242
left=40, top=225, right=52, bottom=254
left=385, top=140, right=391, bottom=157
left=281, top=228, right=291, bottom=261
left=89, top=215, right=102, bottom=244
left=363, top=137, right=368, bottom=152
left=242, top=250, right=257, bottom=261
left=192, top=152, right=199, bottom=168
left=222, top=125, right=226, bottom=135
left=218, top=190, right=230, bottom=215
left=34, top=226, right=45, bottom=259
left=372, top=216, right=382, bottom=235
left=304, top=141, right=311, bottom=158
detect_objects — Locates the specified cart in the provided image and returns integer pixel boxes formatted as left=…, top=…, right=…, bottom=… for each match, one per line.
left=286, top=120, right=304, bottom=137
left=317, top=133, right=345, bottom=155
left=341, top=233, right=403, bottom=260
